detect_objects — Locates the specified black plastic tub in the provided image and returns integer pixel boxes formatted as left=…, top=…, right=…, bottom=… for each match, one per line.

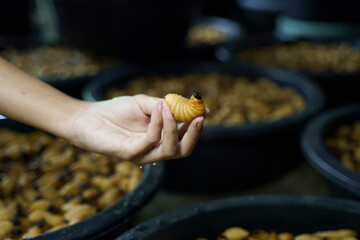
left=282, top=0, right=360, bottom=22
left=301, top=104, right=360, bottom=200
left=0, top=42, right=119, bottom=99
left=0, top=118, right=164, bottom=240
left=276, top=0, right=360, bottom=41
left=184, top=16, right=245, bottom=60
left=236, top=0, right=283, bottom=34
left=116, top=195, right=360, bottom=240
left=83, top=61, right=324, bottom=193
left=44, top=76, right=91, bottom=100
left=51, top=0, right=196, bottom=61
left=216, top=33, right=360, bottom=108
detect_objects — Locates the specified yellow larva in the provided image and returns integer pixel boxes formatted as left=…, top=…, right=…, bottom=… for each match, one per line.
left=165, top=91, right=206, bottom=122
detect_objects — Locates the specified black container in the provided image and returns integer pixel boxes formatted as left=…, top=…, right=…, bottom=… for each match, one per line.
left=200, top=0, right=237, bottom=18
left=0, top=1, right=32, bottom=36
left=185, top=16, right=245, bottom=60
left=83, top=61, right=324, bottom=193
left=44, top=75, right=94, bottom=100
left=51, top=0, right=197, bottom=61
left=282, top=0, right=360, bottom=22
left=0, top=118, right=164, bottom=240
left=274, top=15, right=360, bottom=42
left=116, top=195, right=360, bottom=240
left=236, top=0, right=283, bottom=34
left=301, top=104, right=360, bottom=200
left=0, top=41, right=116, bottom=99
left=216, top=33, right=360, bottom=108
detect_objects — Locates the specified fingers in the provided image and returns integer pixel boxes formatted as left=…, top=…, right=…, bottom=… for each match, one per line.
left=179, top=116, right=204, bottom=157
left=178, top=122, right=191, bottom=140
left=205, top=107, right=210, bottom=116
left=135, top=112, right=205, bottom=166
left=160, top=105, right=179, bottom=158
left=126, top=102, right=163, bottom=159
left=133, top=105, right=179, bottom=165
left=178, top=107, right=209, bottom=140
left=134, top=94, right=163, bottom=115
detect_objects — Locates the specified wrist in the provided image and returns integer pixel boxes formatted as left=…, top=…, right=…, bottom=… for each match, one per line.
left=59, top=99, right=93, bottom=144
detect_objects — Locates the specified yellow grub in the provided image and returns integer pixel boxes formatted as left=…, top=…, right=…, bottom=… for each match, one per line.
left=165, top=92, right=205, bottom=122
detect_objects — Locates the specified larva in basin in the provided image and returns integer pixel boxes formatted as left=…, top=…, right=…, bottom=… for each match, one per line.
left=165, top=91, right=206, bottom=122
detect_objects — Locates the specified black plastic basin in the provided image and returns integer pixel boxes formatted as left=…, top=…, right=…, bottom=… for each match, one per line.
left=216, top=33, right=360, bottom=108
left=185, top=16, right=245, bottom=60
left=0, top=41, right=119, bottom=99
left=116, top=195, right=360, bottom=240
left=301, top=104, right=360, bottom=200
left=51, top=0, right=196, bottom=61
left=0, top=119, right=164, bottom=240
left=83, top=61, right=324, bottom=193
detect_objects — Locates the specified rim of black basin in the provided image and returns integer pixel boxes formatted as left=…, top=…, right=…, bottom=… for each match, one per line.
left=301, top=103, right=360, bottom=198
left=116, top=194, right=360, bottom=240
left=185, top=15, right=246, bottom=49
left=215, top=32, right=360, bottom=80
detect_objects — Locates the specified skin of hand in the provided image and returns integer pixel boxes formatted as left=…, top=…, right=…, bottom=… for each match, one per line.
left=0, top=57, right=209, bottom=165
left=68, top=94, right=209, bottom=166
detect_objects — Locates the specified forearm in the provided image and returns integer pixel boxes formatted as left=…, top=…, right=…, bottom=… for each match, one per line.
left=0, top=57, right=89, bottom=140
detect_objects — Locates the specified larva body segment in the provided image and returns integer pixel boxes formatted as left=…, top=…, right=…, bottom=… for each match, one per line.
left=165, top=91, right=205, bottom=122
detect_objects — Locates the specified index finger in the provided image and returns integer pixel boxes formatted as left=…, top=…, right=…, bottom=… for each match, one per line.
left=134, top=94, right=164, bottom=115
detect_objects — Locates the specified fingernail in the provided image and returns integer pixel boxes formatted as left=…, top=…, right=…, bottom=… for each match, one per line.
left=157, top=102, right=163, bottom=113
left=165, top=107, right=174, bottom=119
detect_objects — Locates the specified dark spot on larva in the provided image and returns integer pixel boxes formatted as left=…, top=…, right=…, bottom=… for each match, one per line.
left=65, top=194, right=73, bottom=202
left=17, top=204, right=24, bottom=212
left=14, top=187, right=22, bottom=194
left=31, top=161, right=41, bottom=172
left=47, top=205, right=59, bottom=214
left=37, top=219, right=46, bottom=227
left=57, top=175, right=67, bottom=184
left=80, top=182, right=90, bottom=189
left=5, top=161, right=12, bottom=169
left=0, top=172, right=5, bottom=182
left=65, top=167, right=73, bottom=176
left=12, top=229, right=22, bottom=236
left=31, top=182, right=39, bottom=190
left=96, top=188, right=103, bottom=195
left=21, top=91, right=27, bottom=95
left=20, top=152, right=30, bottom=161
left=35, top=195, right=42, bottom=200
left=78, top=195, right=86, bottom=203
left=192, top=90, right=202, bottom=100
left=13, top=216, right=21, bottom=225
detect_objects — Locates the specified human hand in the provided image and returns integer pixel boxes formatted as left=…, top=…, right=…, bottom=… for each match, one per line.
left=68, top=94, right=209, bottom=166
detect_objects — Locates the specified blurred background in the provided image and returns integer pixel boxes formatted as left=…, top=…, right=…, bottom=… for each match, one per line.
left=1, top=0, right=360, bottom=239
